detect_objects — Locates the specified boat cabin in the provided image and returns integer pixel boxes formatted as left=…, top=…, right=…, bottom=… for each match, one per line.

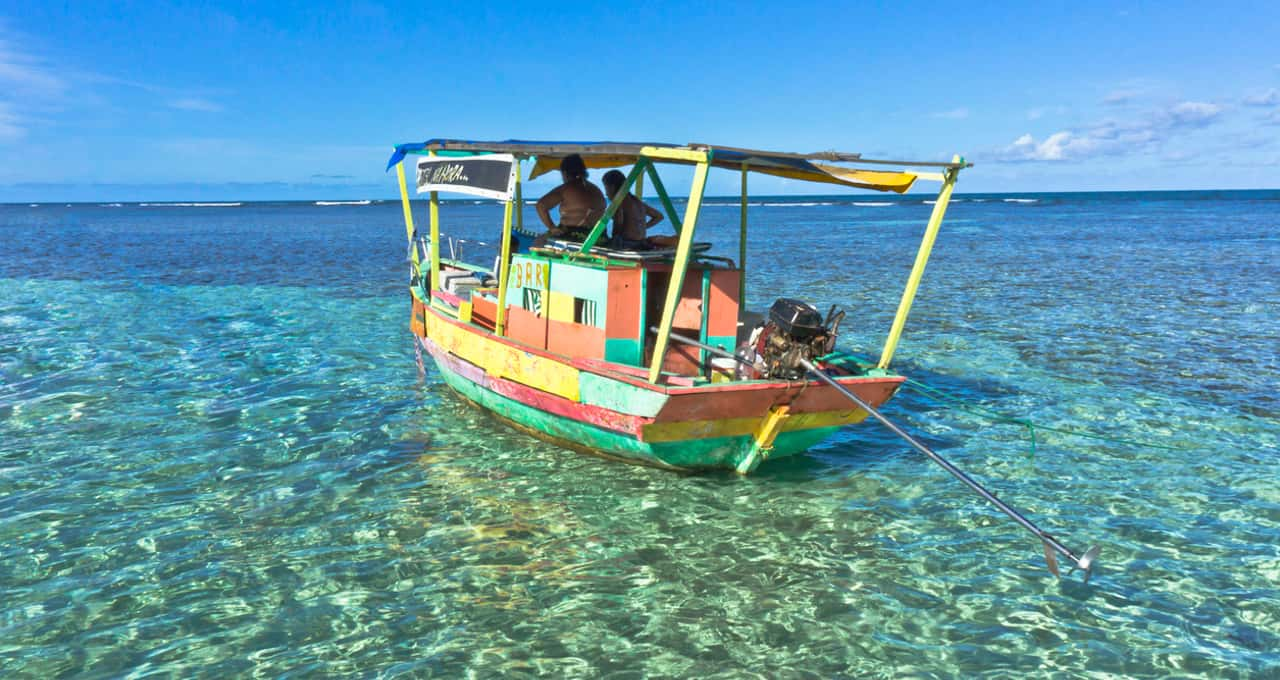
left=390, top=140, right=968, bottom=386
left=464, top=247, right=741, bottom=377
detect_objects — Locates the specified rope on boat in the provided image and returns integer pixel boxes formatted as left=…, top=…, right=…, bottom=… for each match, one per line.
left=900, top=378, right=1187, bottom=457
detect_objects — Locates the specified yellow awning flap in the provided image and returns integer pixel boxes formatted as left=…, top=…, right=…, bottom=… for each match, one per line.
left=529, top=154, right=916, bottom=193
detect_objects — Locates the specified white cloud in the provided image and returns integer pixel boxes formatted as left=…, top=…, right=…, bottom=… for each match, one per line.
left=1103, top=90, right=1138, bottom=105
left=932, top=107, right=969, bottom=119
left=994, top=100, right=1224, bottom=162
left=168, top=97, right=224, bottom=112
left=1163, top=101, right=1222, bottom=125
left=0, top=35, right=67, bottom=143
left=1027, top=105, right=1068, bottom=121
left=0, top=101, right=23, bottom=141
left=1243, top=89, right=1280, bottom=107
left=0, top=37, right=64, bottom=95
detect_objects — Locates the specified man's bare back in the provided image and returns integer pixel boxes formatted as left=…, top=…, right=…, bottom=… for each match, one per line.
left=533, top=154, right=606, bottom=244
left=536, top=180, right=606, bottom=235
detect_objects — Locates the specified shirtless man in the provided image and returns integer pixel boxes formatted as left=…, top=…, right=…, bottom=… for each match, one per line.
left=602, top=169, right=674, bottom=250
left=534, top=154, right=606, bottom=245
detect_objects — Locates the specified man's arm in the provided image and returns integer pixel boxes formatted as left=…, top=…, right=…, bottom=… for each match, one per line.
left=643, top=202, right=664, bottom=229
left=535, top=188, right=561, bottom=231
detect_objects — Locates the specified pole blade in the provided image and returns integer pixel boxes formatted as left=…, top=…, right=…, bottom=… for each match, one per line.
left=1042, top=540, right=1060, bottom=578
left=1078, top=545, right=1101, bottom=584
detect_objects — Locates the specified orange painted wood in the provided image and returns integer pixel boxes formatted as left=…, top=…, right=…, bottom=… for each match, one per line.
left=655, top=376, right=905, bottom=422
left=789, top=379, right=902, bottom=412
left=672, top=270, right=704, bottom=329
left=470, top=294, right=497, bottom=331
left=605, top=269, right=643, bottom=340
left=547, top=318, right=606, bottom=359
left=661, top=332, right=703, bottom=375
left=411, top=298, right=427, bottom=337
left=505, top=304, right=548, bottom=350
left=707, top=270, right=740, bottom=338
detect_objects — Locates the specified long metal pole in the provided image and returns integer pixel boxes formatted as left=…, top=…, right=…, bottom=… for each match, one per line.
left=796, top=357, right=1099, bottom=580
left=656, top=327, right=1102, bottom=582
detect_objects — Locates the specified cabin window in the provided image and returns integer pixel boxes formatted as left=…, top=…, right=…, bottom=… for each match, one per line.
left=574, top=298, right=597, bottom=326
left=522, top=289, right=543, bottom=315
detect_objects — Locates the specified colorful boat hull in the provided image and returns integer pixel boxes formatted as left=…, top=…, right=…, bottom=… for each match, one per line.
left=416, top=301, right=905, bottom=472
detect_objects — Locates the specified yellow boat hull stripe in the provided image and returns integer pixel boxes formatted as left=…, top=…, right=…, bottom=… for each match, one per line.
left=425, top=310, right=581, bottom=402
left=641, top=409, right=869, bottom=443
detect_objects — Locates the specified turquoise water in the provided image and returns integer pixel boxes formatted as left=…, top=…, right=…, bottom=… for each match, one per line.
left=2, top=192, right=1277, bottom=676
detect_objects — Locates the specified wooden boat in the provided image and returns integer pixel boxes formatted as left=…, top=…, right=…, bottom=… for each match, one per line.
left=387, top=140, right=968, bottom=473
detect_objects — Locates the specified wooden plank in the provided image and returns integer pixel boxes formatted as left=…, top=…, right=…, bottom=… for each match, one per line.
left=641, top=408, right=870, bottom=443
left=423, top=336, right=648, bottom=436
left=549, top=263, right=608, bottom=310
left=673, top=270, right=704, bottom=329
left=424, top=308, right=580, bottom=401
left=641, top=146, right=707, bottom=163
left=707, top=269, right=740, bottom=338
left=578, top=371, right=669, bottom=418
left=654, top=375, right=903, bottom=422
left=547, top=290, right=575, bottom=323
left=471, top=294, right=497, bottom=331
left=547, top=318, right=605, bottom=359
left=605, top=268, right=643, bottom=340
left=504, top=303, right=547, bottom=350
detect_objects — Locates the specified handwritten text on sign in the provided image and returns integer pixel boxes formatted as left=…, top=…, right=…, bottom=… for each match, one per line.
left=414, top=154, right=517, bottom=201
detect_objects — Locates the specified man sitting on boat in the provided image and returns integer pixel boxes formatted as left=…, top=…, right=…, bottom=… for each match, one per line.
left=534, top=154, right=606, bottom=246
left=602, top=169, right=675, bottom=251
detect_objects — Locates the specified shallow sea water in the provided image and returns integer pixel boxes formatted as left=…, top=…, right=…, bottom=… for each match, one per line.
left=1, top=192, right=1277, bottom=677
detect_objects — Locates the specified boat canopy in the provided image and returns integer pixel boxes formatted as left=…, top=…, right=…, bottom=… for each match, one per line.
left=386, top=139, right=967, bottom=194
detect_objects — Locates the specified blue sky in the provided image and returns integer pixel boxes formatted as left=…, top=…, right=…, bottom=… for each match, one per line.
left=1, top=1, right=1278, bottom=201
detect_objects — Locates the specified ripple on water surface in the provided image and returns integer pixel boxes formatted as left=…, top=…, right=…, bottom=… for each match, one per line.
left=1, top=195, right=1278, bottom=676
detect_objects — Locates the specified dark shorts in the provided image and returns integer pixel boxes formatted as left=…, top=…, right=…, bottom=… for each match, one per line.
left=610, top=237, right=649, bottom=251
left=557, top=225, right=593, bottom=242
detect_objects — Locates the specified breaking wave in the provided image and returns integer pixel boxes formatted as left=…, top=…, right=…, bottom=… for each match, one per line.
left=140, top=202, right=242, bottom=207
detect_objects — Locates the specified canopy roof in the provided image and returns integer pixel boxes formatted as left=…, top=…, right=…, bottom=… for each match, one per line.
left=387, top=139, right=969, bottom=193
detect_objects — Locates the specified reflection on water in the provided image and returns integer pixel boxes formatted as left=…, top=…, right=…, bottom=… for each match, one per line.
left=1, top=194, right=1277, bottom=676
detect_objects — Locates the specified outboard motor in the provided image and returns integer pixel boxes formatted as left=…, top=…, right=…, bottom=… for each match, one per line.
left=740, top=298, right=845, bottom=379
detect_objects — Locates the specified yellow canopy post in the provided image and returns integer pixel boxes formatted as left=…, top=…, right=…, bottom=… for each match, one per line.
left=495, top=161, right=518, bottom=336
left=514, top=158, right=524, bottom=235
left=395, top=161, right=419, bottom=268
left=877, top=155, right=963, bottom=369
left=648, top=158, right=712, bottom=383
left=428, top=150, right=441, bottom=294
left=739, top=162, right=748, bottom=303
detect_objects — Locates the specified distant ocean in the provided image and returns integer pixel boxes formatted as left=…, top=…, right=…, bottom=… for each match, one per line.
left=2, top=190, right=1277, bottom=676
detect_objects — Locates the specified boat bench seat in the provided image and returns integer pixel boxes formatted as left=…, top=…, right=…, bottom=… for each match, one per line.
left=441, top=270, right=496, bottom=297
left=538, top=240, right=713, bottom=261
